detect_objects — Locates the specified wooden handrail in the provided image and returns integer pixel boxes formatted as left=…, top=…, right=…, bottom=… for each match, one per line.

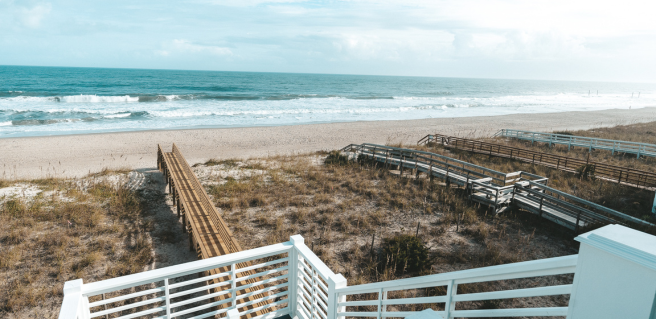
left=422, top=134, right=656, bottom=190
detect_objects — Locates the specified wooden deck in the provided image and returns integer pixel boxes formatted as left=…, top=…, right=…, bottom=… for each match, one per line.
left=419, top=134, right=656, bottom=190
left=342, top=143, right=653, bottom=232
left=158, top=144, right=274, bottom=319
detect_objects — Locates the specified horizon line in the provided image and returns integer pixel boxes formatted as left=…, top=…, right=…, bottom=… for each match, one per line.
left=2, top=64, right=655, bottom=86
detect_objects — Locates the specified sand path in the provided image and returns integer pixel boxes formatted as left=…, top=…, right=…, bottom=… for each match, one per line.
left=1, top=108, right=655, bottom=179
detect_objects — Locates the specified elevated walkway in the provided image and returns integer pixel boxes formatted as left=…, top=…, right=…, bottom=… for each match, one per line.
left=493, top=128, right=656, bottom=158
left=342, top=143, right=653, bottom=231
left=157, top=144, right=272, bottom=319
left=419, top=134, right=656, bottom=190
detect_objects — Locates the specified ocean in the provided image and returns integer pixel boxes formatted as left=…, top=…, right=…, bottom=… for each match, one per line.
left=1, top=65, right=655, bottom=138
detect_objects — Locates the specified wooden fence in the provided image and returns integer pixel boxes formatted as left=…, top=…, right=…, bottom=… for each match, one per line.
left=419, top=134, right=656, bottom=190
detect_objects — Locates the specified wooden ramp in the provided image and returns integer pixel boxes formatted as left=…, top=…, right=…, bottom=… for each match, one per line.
left=158, top=144, right=274, bottom=319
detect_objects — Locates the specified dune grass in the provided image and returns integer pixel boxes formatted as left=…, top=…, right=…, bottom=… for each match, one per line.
left=197, top=153, right=576, bottom=312
left=0, top=175, right=153, bottom=317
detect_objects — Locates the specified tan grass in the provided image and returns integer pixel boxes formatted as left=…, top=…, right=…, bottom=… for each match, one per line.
left=0, top=176, right=153, bottom=317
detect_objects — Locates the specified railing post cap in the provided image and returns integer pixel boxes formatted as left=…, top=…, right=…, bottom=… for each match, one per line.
left=290, top=234, right=304, bottom=245
left=227, top=308, right=240, bottom=319
left=63, top=279, right=83, bottom=295
left=576, top=224, right=656, bottom=271
left=328, top=273, right=347, bottom=287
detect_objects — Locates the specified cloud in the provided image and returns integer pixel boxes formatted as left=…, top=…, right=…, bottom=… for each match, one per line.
left=451, top=30, right=586, bottom=61
left=156, top=39, right=232, bottom=57
left=20, top=3, right=51, bottom=28
left=197, top=0, right=307, bottom=7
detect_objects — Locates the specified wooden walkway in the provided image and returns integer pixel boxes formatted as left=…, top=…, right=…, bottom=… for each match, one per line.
left=158, top=144, right=274, bottom=319
left=342, top=143, right=654, bottom=232
left=492, top=129, right=656, bottom=158
left=418, top=134, right=656, bottom=190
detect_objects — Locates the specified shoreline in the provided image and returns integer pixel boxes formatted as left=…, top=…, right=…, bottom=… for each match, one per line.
left=2, top=107, right=656, bottom=180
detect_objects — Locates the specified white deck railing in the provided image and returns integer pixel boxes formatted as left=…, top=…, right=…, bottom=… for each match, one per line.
left=494, top=129, right=656, bottom=158
left=59, top=225, right=656, bottom=319
left=334, top=255, right=576, bottom=319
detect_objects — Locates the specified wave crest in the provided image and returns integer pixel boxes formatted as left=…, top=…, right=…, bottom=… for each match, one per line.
left=55, top=95, right=139, bottom=103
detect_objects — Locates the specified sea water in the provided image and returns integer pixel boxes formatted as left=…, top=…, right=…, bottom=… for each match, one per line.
left=1, top=65, right=655, bottom=138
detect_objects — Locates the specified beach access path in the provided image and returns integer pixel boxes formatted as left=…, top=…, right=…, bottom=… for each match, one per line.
left=1, top=107, right=655, bottom=180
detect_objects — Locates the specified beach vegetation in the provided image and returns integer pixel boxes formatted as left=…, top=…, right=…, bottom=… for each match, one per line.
left=198, top=121, right=656, bottom=312
left=380, top=234, right=431, bottom=275
left=0, top=174, right=154, bottom=316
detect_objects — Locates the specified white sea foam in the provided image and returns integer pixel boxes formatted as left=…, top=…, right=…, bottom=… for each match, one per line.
left=60, top=95, right=139, bottom=103
left=104, top=113, right=132, bottom=119
left=1, top=91, right=655, bottom=138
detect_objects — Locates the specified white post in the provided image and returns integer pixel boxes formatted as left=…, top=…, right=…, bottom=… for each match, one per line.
left=58, top=279, right=84, bottom=319
left=327, top=274, right=347, bottom=319
left=567, top=225, right=656, bottom=319
left=289, top=235, right=304, bottom=318
left=443, top=280, right=456, bottom=319
left=652, top=191, right=656, bottom=215
left=231, top=263, right=237, bottom=307
left=164, top=278, right=171, bottom=319
left=227, top=308, right=240, bottom=319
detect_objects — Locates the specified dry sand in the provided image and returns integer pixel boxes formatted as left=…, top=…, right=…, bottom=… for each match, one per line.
left=2, top=107, right=655, bottom=180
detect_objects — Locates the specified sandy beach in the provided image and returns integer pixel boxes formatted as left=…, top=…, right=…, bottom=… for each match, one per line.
left=2, top=107, right=655, bottom=180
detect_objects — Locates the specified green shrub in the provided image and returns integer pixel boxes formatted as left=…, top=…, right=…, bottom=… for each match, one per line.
left=380, top=234, right=431, bottom=275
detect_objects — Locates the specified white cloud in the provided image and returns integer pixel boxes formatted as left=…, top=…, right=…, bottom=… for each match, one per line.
left=157, top=39, right=232, bottom=57
left=197, top=0, right=307, bottom=7
left=451, top=30, right=587, bottom=61
left=20, top=3, right=51, bottom=28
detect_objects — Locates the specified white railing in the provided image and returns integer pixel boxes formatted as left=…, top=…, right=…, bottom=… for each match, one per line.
left=334, top=255, right=577, bottom=319
left=59, top=225, right=656, bottom=319
left=58, top=235, right=344, bottom=319
left=495, top=129, right=656, bottom=158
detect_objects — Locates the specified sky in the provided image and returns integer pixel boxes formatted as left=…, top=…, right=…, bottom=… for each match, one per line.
left=1, top=0, right=655, bottom=83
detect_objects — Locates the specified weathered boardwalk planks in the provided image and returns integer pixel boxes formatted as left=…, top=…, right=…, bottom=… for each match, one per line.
left=419, top=134, right=656, bottom=190
left=158, top=144, right=274, bottom=319
left=342, top=143, right=654, bottom=232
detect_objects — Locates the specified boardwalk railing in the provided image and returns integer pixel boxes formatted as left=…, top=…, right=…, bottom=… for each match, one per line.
left=419, top=134, right=656, bottom=190
left=512, top=181, right=654, bottom=231
left=493, top=129, right=656, bottom=158
left=158, top=144, right=274, bottom=318
left=341, top=143, right=530, bottom=187
left=342, top=143, right=654, bottom=230
left=335, top=255, right=577, bottom=319
left=58, top=235, right=577, bottom=319
left=58, top=235, right=344, bottom=319
left=60, top=225, right=656, bottom=319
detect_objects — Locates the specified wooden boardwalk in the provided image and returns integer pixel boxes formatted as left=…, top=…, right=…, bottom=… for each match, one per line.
left=158, top=144, right=274, bottom=319
left=342, top=143, right=654, bottom=232
left=493, top=129, right=656, bottom=158
left=418, top=134, right=656, bottom=190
